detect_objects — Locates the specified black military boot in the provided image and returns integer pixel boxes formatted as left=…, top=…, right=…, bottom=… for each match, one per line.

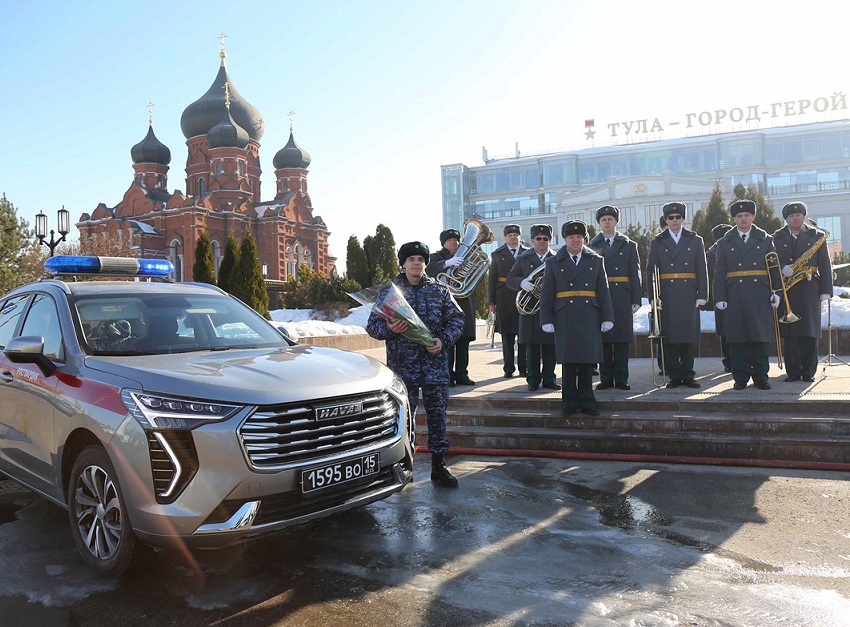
left=430, top=453, right=459, bottom=488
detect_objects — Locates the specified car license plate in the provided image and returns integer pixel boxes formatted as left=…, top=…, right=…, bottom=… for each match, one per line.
left=301, top=453, right=380, bottom=493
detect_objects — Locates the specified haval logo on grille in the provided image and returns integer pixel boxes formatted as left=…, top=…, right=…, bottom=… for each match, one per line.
left=315, top=401, right=364, bottom=421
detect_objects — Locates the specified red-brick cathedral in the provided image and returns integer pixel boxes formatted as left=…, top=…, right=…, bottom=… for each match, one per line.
left=77, top=47, right=335, bottom=281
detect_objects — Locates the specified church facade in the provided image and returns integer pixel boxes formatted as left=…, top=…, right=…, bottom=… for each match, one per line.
left=77, top=49, right=335, bottom=282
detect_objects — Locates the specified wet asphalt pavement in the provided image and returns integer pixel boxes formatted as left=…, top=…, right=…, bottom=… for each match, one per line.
left=1, top=455, right=850, bottom=626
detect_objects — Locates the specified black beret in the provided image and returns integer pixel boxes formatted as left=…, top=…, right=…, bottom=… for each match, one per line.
left=662, top=202, right=687, bottom=220
left=729, top=199, right=756, bottom=217
left=439, top=229, right=461, bottom=245
left=503, top=224, right=521, bottom=236
left=660, top=215, right=667, bottom=229
left=782, top=202, right=807, bottom=219
left=530, top=224, right=553, bottom=239
left=711, top=223, right=733, bottom=241
left=596, top=205, right=620, bottom=223
left=561, top=220, right=587, bottom=238
left=398, top=241, right=430, bottom=266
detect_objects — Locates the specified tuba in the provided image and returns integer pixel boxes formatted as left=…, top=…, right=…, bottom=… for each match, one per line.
left=435, top=218, right=494, bottom=297
left=515, top=264, right=546, bottom=315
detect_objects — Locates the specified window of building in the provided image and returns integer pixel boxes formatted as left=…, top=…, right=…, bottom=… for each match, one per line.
left=216, top=161, right=223, bottom=175
left=822, top=133, right=841, bottom=160
left=817, top=215, right=842, bottom=246
left=198, top=177, right=205, bottom=197
left=169, top=240, right=183, bottom=282
left=803, top=136, right=822, bottom=162
left=783, top=137, right=803, bottom=164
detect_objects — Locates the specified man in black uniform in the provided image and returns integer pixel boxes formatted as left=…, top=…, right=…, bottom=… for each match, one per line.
left=772, top=202, right=833, bottom=382
left=426, top=229, right=477, bottom=386
left=706, top=223, right=733, bottom=372
left=713, top=199, right=781, bottom=390
left=589, top=205, right=641, bottom=390
left=646, top=202, right=708, bottom=389
left=507, top=224, right=560, bottom=392
left=488, top=224, right=529, bottom=377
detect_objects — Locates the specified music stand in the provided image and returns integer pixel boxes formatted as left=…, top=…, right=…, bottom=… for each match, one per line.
left=820, top=297, right=849, bottom=373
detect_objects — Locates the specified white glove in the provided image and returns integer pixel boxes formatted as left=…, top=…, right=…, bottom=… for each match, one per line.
left=695, top=299, right=707, bottom=308
left=820, top=293, right=831, bottom=302
left=631, top=304, right=640, bottom=314
left=770, top=293, right=781, bottom=308
left=601, top=321, right=614, bottom=333
left=716, top=301, right=728, bottom=310
left=444, top=256, right=463, bottom=268
left=520, top=278, right=535, bottom=292
left=542, top=323, right=555, bottom=333
left=782, top=265, right=794, bottom=277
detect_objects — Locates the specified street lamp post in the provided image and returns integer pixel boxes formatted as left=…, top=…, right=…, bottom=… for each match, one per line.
left=35, top=206, right=71, bottom=257
left=261, top=262, right=268, bottom=278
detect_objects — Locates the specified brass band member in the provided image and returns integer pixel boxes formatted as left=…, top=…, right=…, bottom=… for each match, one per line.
left=772, top=202, right=833, bottom=382
left=646, top=202, right=708, bottom=389
left=589, top=205, right=642, bottom=390
left=488, top=224, right=529, bottom=378
left=540, top=220, right=614, bottom=416
left=713, top=199, right=781, bottom=390
left=706, top=223, right=733, bottom=372
left=507, top=224, right=560, bottom=391
left=427, top=229, right=477, bottom=386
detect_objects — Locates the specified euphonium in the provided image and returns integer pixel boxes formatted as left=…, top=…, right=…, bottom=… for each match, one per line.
left=515, top=264, right=546, bottom=315
left=435, top=218, right=494, bottom=298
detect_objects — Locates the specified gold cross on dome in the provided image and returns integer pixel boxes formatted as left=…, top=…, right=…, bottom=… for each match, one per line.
left=219, top=32, right=227, bottom=55
left=288, top=110, right=295, bottom=133
left=147, top=101, right=154, bottom=125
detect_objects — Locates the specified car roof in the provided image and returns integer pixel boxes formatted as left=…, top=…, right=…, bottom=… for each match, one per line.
left=14, top=279, right=226, bottom=298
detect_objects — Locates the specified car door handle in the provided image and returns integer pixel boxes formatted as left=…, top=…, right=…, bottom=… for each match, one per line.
left=1, top=371, right=13, bottom=383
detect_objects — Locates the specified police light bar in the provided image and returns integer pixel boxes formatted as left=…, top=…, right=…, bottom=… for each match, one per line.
left=44, top=256, right=174, bottom=277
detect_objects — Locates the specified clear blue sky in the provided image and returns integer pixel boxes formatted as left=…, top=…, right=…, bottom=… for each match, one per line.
left=1, top=0, right=845, bottom=272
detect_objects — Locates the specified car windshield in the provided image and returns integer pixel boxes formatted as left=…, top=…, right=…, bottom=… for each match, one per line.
left=72, top=292, right=290, bottom=355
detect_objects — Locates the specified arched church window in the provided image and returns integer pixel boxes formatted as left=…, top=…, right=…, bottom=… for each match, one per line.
left=286, top=246, right=295, bottom=280
left=238, top=161, right=244, bottom=176
left=305, top=249, right=313, bottom=270
left=169, top=240, right=183, bottom=282
left=198, top=177, right=205, bottom=197
left=294, top=244, right=303, bottom=280
left=216, top=161, right=223, bottom=175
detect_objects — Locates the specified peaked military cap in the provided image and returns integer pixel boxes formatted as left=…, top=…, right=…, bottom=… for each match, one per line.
left=662, top=201, right=687, bottom=220
left=530, top=224, right=553, bottom=239
left=711, top=223, right=733, bottom=241
left=503, top=224, right=521, bottom=236
left=729, top=198, right=756, bottom=216
left=782, top=201, right=808, bottom=219
left=398, top=241, right=430, bottom=266
left=595, top=205, right=620, bottom=223
left=561, top=220, right=587, bottom=238
left=439, top=229, right=461, bottom=245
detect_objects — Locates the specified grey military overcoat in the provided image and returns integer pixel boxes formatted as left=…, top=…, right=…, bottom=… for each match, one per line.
left=589, top=233, right=641, bottom=343
left=646, top=228, right=708, bottom=344
left=713, top=225, right=779, bottom=344
left=506, top=248, right=554, bottom=345
left=487, top=242, right=529, bottom=336
left=772, top=222, right=833, bottom=339
left=539, top=246, right=614, bottom=364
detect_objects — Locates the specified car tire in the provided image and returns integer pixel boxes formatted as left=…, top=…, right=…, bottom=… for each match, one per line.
left=67, top=445, right=141, bottom=577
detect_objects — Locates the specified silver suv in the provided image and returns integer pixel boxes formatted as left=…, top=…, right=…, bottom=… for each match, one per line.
left=0, top=256, right=414, bottom=576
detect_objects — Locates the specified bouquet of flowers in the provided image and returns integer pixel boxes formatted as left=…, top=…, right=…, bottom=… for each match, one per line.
left=349, top=282, right=436, bottom=348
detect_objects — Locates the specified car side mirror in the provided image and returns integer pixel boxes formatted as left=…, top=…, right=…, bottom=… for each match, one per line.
left=3, top=335, right=57, bottom=376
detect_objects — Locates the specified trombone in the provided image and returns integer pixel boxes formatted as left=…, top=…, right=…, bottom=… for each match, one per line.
left=647, top=266, right=666, bottom=386
left=765, top=251, right=800, bottom=370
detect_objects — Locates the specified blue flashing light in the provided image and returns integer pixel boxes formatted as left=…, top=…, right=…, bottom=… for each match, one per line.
left=44, top=256, right=174, bottom=277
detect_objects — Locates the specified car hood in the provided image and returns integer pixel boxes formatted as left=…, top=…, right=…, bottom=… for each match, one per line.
left=85, top=345, right=392, bottom=405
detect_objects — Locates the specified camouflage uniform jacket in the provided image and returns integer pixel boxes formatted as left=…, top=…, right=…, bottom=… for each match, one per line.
left=366, top=273, right=465, bottom=386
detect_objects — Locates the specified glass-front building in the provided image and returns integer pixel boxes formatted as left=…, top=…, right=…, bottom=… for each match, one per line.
left=441, top=120, right=850, bottom=252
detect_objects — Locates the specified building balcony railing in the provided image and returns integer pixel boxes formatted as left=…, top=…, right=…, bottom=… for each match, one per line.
left=768, top=180, right=850, bottom=196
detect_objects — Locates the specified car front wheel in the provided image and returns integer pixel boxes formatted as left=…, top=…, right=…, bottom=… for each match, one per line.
left=68, top=445, right=140, bottom=577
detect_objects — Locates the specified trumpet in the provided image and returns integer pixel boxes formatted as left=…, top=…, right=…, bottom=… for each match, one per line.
left=648, top=266, right=666, bottom=386
left=515, top=264, right=546, bottom=315
left=435, top=218, right=494, bottom=298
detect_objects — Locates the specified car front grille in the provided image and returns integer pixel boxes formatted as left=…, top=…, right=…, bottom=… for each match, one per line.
left=239, top=390, right=400, bottom=469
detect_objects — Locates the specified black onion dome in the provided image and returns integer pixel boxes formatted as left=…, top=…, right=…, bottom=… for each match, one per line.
left=273, top=132, right=311, bottom=169
left=180, top=57, right=264, bottom=141
left=130, top=125, right=171, bottom=165
left=207, top=107, right=250, bottom=149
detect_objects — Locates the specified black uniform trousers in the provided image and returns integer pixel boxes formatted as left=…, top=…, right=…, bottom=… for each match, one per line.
left=783, top=337, right=818, bottom=379
left=501, top=333, right=527, bottom=376
left=665, top=343, right=695, bottom=383
left=562, top=364, right=596, bottom=411
left=526, top=343, right=556, bottom=386
left=720, top=335, right=731, bottom=371
left=729, top=342, right=770, bottom=385
left=599, top=343, right=630, bottom=386
left=448, top=337, right=472, bottom=382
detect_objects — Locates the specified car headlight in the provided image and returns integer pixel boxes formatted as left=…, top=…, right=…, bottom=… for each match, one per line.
left=389, top=374, right=408, bottom=398
left=122, top=390, right=243, bottom=429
